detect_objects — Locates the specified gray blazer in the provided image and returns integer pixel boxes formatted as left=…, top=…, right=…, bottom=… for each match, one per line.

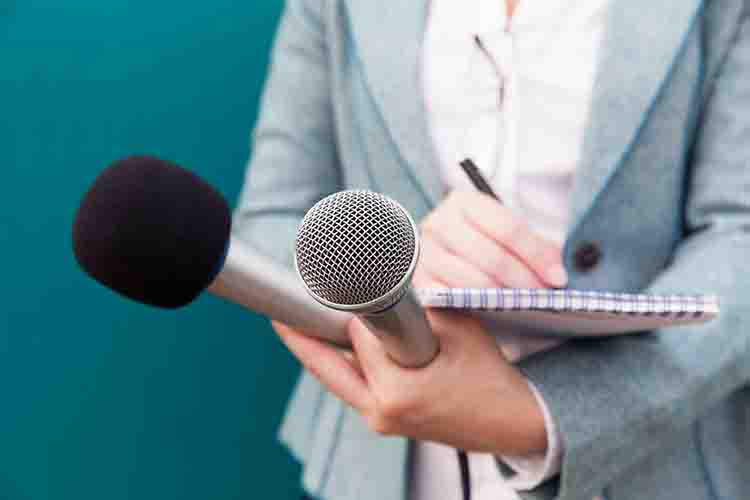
left=233, top=1, right=750, bottom=499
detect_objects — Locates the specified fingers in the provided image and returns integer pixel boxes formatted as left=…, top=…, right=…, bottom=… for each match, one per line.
left=272, top=321, right=372, bottom=411
left=418, top=238, right=502, bottom=288
left=422, top=222, right=546, bottom=289
left=461, top=194, right=567, bottom=286
left=422, top=191, right=567, bottom=288
left=340, top=349, right=365, bottom=378
left=347, top=319, right=426, bottom=432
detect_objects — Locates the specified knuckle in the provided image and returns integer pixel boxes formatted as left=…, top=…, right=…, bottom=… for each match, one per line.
left=379, top=396, right=411, bottom=420
left=366, top=414, right=395, bottom=436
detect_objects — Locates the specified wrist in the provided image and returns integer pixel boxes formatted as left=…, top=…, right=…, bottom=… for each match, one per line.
left=489, top=372, right=548, bottom=455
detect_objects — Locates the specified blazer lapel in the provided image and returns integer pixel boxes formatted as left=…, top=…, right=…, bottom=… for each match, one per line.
left=568, top=0, right=705, bottom=233
left=343, top=0, right=443, bottom=207
left=344, top=1, right=705, bottom=223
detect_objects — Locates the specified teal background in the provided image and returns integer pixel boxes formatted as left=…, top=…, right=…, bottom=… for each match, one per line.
left=1, top=1, right=304, bottom=499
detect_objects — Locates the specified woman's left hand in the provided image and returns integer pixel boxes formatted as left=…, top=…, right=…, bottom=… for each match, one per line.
left=272, top=310, right=547, bottom=455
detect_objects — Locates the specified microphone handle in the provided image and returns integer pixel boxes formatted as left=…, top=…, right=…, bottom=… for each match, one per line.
left=208, top=237, right=352, bottom=347
left=359, top=288, right=440, bottom=368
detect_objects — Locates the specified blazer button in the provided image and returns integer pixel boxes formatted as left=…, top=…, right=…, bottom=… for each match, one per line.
left=573, top=242, right=602, bottom=272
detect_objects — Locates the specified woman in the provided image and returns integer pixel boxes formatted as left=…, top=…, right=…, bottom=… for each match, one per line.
left=234, top=1, right=750, bottom=499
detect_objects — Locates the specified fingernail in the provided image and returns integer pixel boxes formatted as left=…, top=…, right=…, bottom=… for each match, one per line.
left=545, top=265, right=568, bottom=287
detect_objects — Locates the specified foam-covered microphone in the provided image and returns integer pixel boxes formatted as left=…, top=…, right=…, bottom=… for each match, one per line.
left=295, top=190, right=440, bottom=368
left=72, top=155, right=350, bottom=346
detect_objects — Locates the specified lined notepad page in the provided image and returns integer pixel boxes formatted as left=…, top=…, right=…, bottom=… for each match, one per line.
left=416, top=288, right=720, bottom=337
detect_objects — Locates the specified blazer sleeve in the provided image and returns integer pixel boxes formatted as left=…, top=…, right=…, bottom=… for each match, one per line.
left=518, top=10, right=750, bottom=500
left=233, top=0, right=341, bottom=265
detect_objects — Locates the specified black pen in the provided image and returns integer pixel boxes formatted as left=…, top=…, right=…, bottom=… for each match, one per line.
left=459, top=158, right=504, bottom=204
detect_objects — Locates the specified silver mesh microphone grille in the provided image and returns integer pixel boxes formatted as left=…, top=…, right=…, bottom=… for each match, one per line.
left=295, top=190, right=417, bottom=308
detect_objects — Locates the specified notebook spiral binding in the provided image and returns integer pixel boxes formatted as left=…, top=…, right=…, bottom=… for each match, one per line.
left=417, top=288, right=720, bottom=319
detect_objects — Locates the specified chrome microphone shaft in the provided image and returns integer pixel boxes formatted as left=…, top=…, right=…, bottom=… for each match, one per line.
left=209, top=237, right=352, bottom=347
left=359, top=288, right=438, bottom=367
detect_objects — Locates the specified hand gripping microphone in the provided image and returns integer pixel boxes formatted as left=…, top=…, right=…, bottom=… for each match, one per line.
left=295, top=190, right=440, bottom=368
left=72, top=155, right=351, bottom=345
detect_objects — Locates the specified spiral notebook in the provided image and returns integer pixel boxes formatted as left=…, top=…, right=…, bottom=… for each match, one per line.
left=416, top=288, right=720, bottom=337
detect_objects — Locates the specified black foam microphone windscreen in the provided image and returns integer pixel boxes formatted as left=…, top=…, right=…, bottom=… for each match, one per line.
left=73, top=155, right=231, bottom=308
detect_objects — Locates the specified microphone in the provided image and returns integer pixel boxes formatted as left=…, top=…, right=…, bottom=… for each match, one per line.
left=72, top=155, right=351, bottom=346
left=295, top=190, right=440, bottom=368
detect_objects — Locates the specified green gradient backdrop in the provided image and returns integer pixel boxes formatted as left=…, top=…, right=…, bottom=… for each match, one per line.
left=1, top=1, right=304, bottom=498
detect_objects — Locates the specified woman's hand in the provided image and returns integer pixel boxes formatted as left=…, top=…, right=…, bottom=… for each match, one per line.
left=414, top=190, right=567, bottom=289
left=274, top=311, right=547, bottom=455
left=272, top=190, right=566, bottom=455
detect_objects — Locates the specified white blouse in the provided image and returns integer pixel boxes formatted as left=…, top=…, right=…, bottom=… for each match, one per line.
left=413, top=1, right=610, bottom=499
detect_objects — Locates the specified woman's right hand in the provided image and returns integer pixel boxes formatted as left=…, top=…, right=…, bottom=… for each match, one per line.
left=413, top=190, right=568, bottom=289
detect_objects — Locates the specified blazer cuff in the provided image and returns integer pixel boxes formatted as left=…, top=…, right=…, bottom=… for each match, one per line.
left=497, top=380, right=563, bottom=491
